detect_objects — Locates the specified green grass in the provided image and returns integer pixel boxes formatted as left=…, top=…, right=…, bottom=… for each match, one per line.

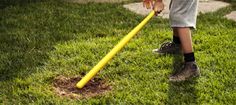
left=0, top=0, right=236, bottom=104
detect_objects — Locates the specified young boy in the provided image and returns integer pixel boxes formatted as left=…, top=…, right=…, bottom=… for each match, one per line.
left=143, top=0, right=200, bottom=82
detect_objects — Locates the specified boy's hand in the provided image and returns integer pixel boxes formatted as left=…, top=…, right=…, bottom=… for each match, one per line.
left=143, top=0, right=164, bottom=15
left=153, top=1, right=164, bottom=15
left=143, top=0, right=154, bottom=9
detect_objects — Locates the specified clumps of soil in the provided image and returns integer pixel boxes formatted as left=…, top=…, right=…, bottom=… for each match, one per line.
left=53, top=76, right=111, bottom=99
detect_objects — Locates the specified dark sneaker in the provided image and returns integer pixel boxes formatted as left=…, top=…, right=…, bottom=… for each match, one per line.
left=169, top=62, right=200, bottom=82
left=152, top=42, right=180, bottom=54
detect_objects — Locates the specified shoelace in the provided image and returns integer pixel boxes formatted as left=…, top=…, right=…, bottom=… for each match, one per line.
left=159, top=42, right=175, bottom=50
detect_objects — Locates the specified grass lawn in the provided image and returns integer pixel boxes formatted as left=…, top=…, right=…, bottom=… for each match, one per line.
left=0, top=0, right=236, bottom=104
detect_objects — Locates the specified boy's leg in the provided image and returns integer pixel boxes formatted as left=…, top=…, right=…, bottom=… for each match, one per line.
left=168, top=0, right=200, bottom=82
left=153, top=0, right=199, bottom=54
left=175, top=27, right=193, bottom=53
left=173, top=28, right=181, bottom=44
left=169, top=27, right=200, bottom=82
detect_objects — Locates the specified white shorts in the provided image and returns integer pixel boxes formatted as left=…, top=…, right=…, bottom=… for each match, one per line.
left=169, top=0, right=199, bottom=29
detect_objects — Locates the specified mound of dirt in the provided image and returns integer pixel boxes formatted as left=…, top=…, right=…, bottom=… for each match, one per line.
left=53, top=76, right=111, bottom=99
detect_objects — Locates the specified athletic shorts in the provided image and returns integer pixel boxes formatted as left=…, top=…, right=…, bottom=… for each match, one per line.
left=169, top=0, right=199, bottom=29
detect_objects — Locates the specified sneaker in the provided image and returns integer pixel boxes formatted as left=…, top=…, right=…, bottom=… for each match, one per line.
left=169, top=62, right=200, bottom=82
left=152, top=42, right=180, bottom=54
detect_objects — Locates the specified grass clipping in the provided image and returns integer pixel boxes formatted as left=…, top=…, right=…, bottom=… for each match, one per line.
left=53, top=76, right=111, bottom=99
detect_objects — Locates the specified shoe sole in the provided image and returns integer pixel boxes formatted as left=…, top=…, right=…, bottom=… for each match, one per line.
left=169, top=71, right=201, bottom=82
left=152, top=49, right=181, bottom=55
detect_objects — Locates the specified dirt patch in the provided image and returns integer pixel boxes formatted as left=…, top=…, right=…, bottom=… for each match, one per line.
left=53, top=75, right=111, bottom=99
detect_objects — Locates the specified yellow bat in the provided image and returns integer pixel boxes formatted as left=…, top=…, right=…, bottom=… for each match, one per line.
left=76, top=11, right=155, bottom=89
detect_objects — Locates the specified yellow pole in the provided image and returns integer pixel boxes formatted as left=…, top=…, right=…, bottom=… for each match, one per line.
left=76, top=11, right=155, bottom=88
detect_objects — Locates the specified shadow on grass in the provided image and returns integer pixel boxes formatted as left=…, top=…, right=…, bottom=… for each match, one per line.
left=0, top=0, right=47, bottom=9
left=0, top=2, right=76, bottom=81
left=167, top=54, right=198, bottom=105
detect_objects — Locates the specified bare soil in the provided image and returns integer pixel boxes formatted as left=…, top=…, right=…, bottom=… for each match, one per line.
left=53, top=75, right=111, bottom=99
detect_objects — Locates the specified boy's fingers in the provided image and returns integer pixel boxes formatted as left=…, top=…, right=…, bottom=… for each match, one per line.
left=154, top=10, right=162, bottom=16
left=151, top=1, right=154, bottom=7
left=143, top=0, right=152, bottom=9
left=147, top=2, right=150, bottom=9
left=155, top=12, right=160, bottom=16
left=146, top=3, right=151, bottom=9
left=155, top=12, right=158, bottom=16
